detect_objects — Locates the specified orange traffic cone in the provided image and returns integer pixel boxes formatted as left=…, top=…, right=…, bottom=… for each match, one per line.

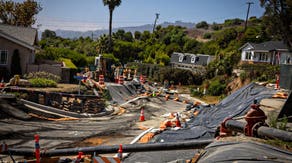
left=76, top=151, right=83, bottom=163
left=140, top=107, right=145, bottom=121
left=0, top=78, right=4, bottom=88
left=176, top=113, right=181, bottom=127
left=117, top=144, right=123, bottom=160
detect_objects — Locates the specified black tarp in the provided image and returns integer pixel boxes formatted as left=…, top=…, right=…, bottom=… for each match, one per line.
left=198, top=141, right=292, bottom=163
left=107, top=82, right=138, bottom=104
left=153, top=83, right=276, bottom=142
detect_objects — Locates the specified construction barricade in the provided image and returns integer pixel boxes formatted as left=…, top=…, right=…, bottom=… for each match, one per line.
left=118, top=76, right=124, bottom=85
left=99, top=75, right=104, bottom=85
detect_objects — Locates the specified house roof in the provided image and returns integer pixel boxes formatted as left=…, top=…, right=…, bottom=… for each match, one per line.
left=0, top=23, right=37, bottom=50
left=239, top=41, right=288, bottom=52
left=170, top=52, right=210, bottom=66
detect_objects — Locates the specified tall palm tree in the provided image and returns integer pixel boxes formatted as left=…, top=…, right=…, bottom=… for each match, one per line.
left=102, top=0, right=121, bottom=52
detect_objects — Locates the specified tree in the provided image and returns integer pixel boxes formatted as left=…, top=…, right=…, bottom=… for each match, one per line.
left=134, top=31, right=142, bottom=40
left=260, top=0, right=292, bottom=50
left=0, top=0, right=42, bottom=27
left=41, top=29, right=56, bottom=40
left=196, top=21, right=209, bottom=29
left=102, top=0, right=122, bottom=52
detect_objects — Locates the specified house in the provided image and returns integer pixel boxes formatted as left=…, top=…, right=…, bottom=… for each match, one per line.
left=170, top=52, right=212, bottom=70
left=0, top=24, right=38, bottom=77
left=239, top=41, right=292, bottom=65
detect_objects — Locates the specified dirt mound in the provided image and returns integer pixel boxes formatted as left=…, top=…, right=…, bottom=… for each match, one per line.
left=226, top=77, right=251, bottom=95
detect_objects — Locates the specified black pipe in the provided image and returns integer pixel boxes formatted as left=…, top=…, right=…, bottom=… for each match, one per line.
left=225, top=120, right=245, bottom=133
left=224, top=120, right=292, bottom=142
left=5, top=139, right=213, bottom=157
left=257, top=126, right=292, bottom=142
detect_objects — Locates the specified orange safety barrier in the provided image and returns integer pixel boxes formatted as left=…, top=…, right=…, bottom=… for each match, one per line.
left=165, top=94, right=169, bottom=101
left=272, top=92, right=288, bottom=99
left=173, top=97, right=179, bottom=101
left=139, top=132, right=156, bottom=143
left=159, top=120, right=172, bottom=130
left=93, top=156, right=121, bottom=163
left=99, top=75, right=104, bottom=85
left=169, top=112, right=175, bottom=119
left=183, top=100, right=188, bottom=104
left=194, top=101, right=201, bottom=106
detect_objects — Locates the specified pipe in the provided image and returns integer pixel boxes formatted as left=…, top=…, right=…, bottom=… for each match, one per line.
left=224, top=120, right=292, bottom=142
left=5, top=139, right=213, bottom=157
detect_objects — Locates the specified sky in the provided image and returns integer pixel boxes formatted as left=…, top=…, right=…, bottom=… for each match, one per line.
left=14, top=0, right=265, bottom=31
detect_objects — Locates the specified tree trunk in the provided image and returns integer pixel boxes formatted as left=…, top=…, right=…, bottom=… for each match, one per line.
left=109, top=9, right=113, bottom=52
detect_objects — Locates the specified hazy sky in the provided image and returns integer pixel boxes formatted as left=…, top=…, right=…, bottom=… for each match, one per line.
left=14, top=0, right=265, bottom=31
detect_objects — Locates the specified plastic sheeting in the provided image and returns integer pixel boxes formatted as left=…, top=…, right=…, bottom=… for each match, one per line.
left=107, top=82, right=138, bottom=104
left=153, top=83, right=276, bottom=142
left=198, top=141, right=292, bottom=162
left=123, top=149, right=198, bottom=163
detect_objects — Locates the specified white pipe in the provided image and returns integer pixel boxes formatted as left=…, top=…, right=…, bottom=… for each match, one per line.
left=114, top=127, right=154, bottom=158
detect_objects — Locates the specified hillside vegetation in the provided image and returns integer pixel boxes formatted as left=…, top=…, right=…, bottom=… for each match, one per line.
left=37, top=16, right=281, bottom=95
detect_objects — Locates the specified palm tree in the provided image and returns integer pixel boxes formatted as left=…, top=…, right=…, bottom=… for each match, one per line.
left=102, top=0, right=121, bottom=52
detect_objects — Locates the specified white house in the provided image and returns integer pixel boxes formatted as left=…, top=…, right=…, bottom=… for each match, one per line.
left=170, top=52, right=212, bottom=70
left=239, top=41, right=292, bottom=65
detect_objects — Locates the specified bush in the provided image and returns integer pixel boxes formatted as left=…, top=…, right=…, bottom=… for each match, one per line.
left=196, top=21, right=209, bottom=29
left=208, top=79, right=226, bottom=96
left=239, top=71, right=247, bottom=81
left=23, top=71, right=61, bottom=82
left=29, top=78, right=57, bottom=87
left=203, top=33, right=212, bottom=39
left=190, top=88, right=203, bottom=97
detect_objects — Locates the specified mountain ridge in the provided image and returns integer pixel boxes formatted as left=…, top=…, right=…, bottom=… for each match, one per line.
left=39, top=21, right=196, bottom=39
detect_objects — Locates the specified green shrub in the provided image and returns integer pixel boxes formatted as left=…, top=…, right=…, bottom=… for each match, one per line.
left=29, top=78, right=57, bottom=87
left=203, top=33, right=212, bottom=39
left=239, top=71, right=247, bottom=81
left=190, top=88, right=203, bottom=97
left=24, top=71, right=61, bottom=82
left=208, top=79, right=226, bottom=96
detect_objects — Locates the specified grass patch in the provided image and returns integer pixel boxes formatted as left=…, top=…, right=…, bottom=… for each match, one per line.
left=58, top=58, right=77, bottom=69
left=29, top=78, right=57, bottom=88
left=265, top=139, right=292, bottom=151
left=200, top=95, right=220, bottom=104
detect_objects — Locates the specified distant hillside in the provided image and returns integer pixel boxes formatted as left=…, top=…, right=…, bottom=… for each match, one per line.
left=39, top=21, right=196, bottom=39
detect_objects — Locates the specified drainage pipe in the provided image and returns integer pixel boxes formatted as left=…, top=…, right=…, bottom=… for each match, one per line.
left=5, top=139, right=213, bottom=157
left=224, top=119, right=292, bottom=142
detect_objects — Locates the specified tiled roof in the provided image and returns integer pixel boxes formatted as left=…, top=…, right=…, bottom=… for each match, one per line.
left=0, top=23, right=37, bottom=47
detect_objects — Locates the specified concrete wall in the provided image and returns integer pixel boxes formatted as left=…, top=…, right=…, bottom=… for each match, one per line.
left=280, top=64, right=292, bottom=90
left=0, top=36, right=35, bottom=75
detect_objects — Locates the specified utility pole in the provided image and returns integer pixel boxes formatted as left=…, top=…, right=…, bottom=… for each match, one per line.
left=153, top=13, right=160, bottom=33
left=245, top=2, right=254, bottom=31
left=91, top=32, right=94, bottom=40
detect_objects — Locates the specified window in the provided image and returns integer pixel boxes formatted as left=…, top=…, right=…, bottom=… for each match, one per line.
left=191, top=57, right=195, bottom=63
left=179, top=55, right=184, bottom=62
left=259, top=53, right=268, bottom=61
left=0, top=50, right=8, bottom=65
left=245, top=51, right=252, bottom=60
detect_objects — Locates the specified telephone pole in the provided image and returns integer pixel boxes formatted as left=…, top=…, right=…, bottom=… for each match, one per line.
left=153, top=13, right=160, bottom=33
left=245, top=2, right=254, bottom=31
